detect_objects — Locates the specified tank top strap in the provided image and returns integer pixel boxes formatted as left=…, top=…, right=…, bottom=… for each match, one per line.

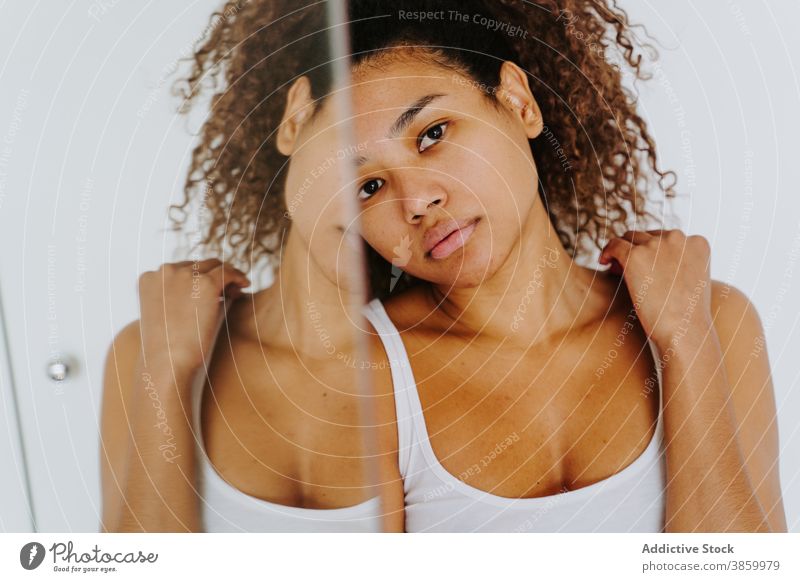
left=362, top=298, right=416, bottom=479
left=191, top=365, right=205, bottom=439
left=646, top=337, right=665, bottom=450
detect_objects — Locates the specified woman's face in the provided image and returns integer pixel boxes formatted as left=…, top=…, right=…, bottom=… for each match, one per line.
left=351, top=55, right=544, bottom=289
left=278, top=79, right=365, bottom=290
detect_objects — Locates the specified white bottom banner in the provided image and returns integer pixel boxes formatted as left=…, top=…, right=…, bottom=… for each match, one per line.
left=2, top=533, right=797, bottom=581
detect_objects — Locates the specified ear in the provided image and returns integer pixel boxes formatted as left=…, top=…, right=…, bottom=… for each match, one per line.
left=497, top=61, right=543, bottom=140
left=276, top=76, right=316, bottom=156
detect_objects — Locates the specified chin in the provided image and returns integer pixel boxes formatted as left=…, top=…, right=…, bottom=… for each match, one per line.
left=444, top=273, right=488, bottom=289
left=417, top=253, right=498, bottom=290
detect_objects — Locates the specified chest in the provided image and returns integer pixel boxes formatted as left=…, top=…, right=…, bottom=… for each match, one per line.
left=199, top=341, right=375, bottom=509
left=401, top=330, right=660, bottom=498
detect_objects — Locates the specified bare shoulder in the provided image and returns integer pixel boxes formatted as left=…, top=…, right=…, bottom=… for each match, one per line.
left=707, top=279, right=768, bottom=405
left=709, top=280, right=765, bottom=343
left=99, top=319, right=143, bottom=530
left=708, top=280, right=787, bottom=531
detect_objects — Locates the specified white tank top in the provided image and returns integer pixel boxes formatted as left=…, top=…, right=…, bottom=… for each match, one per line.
left=190, top=300, right=382, bottom=532
left=363, top=297, right=667, bottom=532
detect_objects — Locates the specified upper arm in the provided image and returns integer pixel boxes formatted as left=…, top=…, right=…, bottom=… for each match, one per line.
left=710, top=280, right=787, bottom=532
left=99, top=319, right=142, bottom=532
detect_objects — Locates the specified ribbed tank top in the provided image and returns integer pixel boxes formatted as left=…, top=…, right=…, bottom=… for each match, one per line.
left=363, top=297, right=667, bottom=532
left=190, top=299, right=382, bottom=532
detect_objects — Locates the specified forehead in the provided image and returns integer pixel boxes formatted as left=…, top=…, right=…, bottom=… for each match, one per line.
left=347, top=58, right=485, bottom=124
left=311, top=55, right=497, bottom=164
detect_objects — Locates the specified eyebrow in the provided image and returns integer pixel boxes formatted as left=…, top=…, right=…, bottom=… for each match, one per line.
left=355, top=93, right=447, bottom=167
left=388, top=93, right=447, bottom=138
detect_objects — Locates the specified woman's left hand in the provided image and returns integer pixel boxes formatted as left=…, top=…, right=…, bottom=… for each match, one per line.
left=599, top=229, right=714, bottom=348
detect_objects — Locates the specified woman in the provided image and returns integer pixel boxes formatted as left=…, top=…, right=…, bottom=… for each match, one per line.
left=99, top=2, right=397, bottom=532
left=338, top=0, right=785, bottom=531
left=107, top=0, right=785, bottom=532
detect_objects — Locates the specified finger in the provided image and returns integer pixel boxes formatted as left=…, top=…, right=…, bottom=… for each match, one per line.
left=620, top=230, right=654, bottom=244
left=172, top=259, right=246, bottom=277
left=187, top=259, right=250, bottom=281
left=607, top=257, right=624, bottom=276
left=167, top=259, right=221, bottom=271
left=211, top=262, right=251, bottom=282
left=205, top=264, right=252, bottom=291
left=221, top=283, right=245, bottom=303
left=193, top=258, right=227, bottom=274
left=599, top=237, right=636, bottom=268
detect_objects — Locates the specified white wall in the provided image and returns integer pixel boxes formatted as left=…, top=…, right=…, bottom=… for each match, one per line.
left=621, top=0, right=800, bottom=530
left=0, top=0, right=797, bottom=532
left=0, top=0, right=224, bottom=531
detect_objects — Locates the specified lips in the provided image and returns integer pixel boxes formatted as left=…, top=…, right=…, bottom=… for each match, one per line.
left=423, top=218, right=479, bottom=260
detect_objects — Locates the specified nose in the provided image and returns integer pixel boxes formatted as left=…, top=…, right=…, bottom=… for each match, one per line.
left=398, top=173, right=448, bottom=224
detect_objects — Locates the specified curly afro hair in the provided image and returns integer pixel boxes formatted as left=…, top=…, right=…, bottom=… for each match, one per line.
left=169, top=0, right=677, bottom=298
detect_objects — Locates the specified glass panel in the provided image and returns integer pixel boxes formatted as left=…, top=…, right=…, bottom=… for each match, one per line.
left=103, top=0, right=385, bottom=532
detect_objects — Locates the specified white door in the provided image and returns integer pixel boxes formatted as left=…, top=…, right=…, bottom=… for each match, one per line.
left=0, top=0, right=221, bottom=532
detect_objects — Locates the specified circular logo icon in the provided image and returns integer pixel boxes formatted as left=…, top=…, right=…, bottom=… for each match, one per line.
left=20, top=542, right=46, bottom=570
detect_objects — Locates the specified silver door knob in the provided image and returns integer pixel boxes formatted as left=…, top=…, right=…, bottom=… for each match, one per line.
left=46, top=359, right=70, bottom=381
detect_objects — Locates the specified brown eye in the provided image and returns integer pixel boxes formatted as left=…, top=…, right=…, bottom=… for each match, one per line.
left=358, top=178, right=385, bottom=201
left=418, top=122, right=449, bottom=152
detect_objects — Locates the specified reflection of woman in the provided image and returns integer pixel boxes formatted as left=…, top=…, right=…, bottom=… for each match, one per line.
left=99, top=3, right=391, bottom=532
left=343, top=0, right=785, bottom=531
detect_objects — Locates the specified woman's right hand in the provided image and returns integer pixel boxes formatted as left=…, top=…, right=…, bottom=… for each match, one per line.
left=137, top=259, right=251, bottom=375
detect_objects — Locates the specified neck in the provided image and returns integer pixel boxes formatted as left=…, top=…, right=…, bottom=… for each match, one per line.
left=429, top=204, right=602, bottom=344
left=247, top=230, right=363, bottom=360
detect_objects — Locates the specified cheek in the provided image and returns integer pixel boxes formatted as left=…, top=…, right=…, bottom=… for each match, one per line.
left=470, top=157, right=537, bottom=233
left=359, top=208, right=396, bottom=260
left=289, top=204, right=322, bottom=238
left=469, top=120, right=536, bottom=189
left=449, top=147, right=508, bottom=205
left=285, top=164, right=351, bottom=238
